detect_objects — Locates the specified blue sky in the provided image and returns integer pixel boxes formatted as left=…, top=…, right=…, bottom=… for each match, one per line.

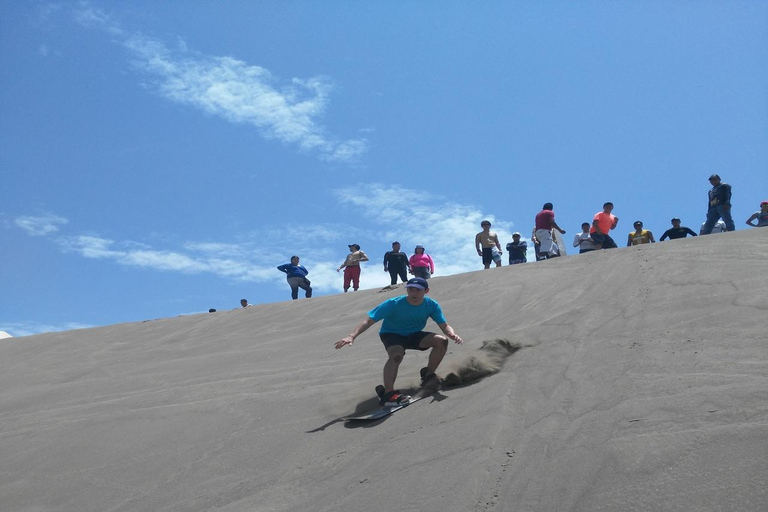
left=2, top=1, right=766, bottom=337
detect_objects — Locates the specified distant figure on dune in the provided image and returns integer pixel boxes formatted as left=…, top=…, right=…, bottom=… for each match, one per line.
left=590, top=202, right=619, bottom=249
left=334, top=277, right=463, bottom=406
left=239, top=299, right=252, bottom=308
left=277, top=256, right=312, bottom=300
left=506, top=232, right=528, bottom=264
left=574, top=222, right=597, bottom=253
left=337, top=244, right=369, bottom=292
left=475, top=220, right=503, bottom=269
left=700, top=220, right=726, bottom=235
left=534, top=203, right=566, bottom=260
left=627, top=221, right=655, bottom=246
left=409, top=245, right=434, bottom=280
left=702, top=174, right=735, bottom=234
left=660, top=218, right=698, bottom=241
left=745, top=201, right=768, bottom=227
left=383, top=241, right=410, bottom=285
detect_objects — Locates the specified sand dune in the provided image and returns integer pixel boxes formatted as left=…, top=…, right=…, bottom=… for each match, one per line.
left=1, top=229, right=766, bottom=512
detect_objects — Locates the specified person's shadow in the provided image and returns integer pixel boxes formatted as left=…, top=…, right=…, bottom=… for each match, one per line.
left=306, top=387, right=447, bottom=432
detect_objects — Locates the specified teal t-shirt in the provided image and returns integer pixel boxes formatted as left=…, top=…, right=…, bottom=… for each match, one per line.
left=367, top=296, right=446, bottom=335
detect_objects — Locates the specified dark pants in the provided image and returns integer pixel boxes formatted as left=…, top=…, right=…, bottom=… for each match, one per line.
left=388, top=267, right=408, bottom=285
left=287, top=277, right=312, bottom=300
left=590, top=233, right=617, bottom=249
left=703, top=205, right=735, bottom=234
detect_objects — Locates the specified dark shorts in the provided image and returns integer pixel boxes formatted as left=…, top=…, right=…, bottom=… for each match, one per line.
left=481, top=247, right=493, bottom=266
left=590, top=233, right=617, bottom=249
left=380, top=331, right=432, bottom=351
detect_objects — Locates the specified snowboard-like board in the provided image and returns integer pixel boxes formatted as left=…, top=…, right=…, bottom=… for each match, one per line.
left=343, top=385, right=437, bottom=421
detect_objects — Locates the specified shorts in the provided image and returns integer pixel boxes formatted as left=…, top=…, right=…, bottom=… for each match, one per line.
left=590, top=232, right=617, bottom=249
left=481, top=247, right=493, bottom=265
left=380, top=331, right=432, bottom=351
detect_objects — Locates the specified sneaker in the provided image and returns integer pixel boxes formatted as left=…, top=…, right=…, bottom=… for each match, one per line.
left=380, top=390, right=411, bottom=406
left=420, top=367, right=440, bottom=387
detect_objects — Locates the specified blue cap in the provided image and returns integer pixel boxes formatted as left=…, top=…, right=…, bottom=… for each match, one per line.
left=405, top=277, right=428, bottom=290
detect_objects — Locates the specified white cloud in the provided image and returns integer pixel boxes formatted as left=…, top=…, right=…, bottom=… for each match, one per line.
left=58, top=234, right=302, bottom=287
left=15, top=214, right=69, bottom=236
left=0, top=321, right=95, bottom=338
left=72, top=4, right=367, bottom=162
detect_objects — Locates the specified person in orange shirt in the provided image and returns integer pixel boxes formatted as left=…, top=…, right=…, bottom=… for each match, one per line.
left=590, top=202, right=620, bottom=249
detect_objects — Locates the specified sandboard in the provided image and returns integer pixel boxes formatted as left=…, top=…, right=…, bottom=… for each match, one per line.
left=343, top=384, right=438, bottom=422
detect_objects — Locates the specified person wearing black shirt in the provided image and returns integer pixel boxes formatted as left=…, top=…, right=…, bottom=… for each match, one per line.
left=383, top=241, right=410, bottom=285
left=702, top=174, right=735, bottom=234
left=660, top=218, right=698, bottom=241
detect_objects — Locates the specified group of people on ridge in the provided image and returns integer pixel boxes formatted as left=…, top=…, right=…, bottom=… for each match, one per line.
left=282, top=173, right=768, bottom=410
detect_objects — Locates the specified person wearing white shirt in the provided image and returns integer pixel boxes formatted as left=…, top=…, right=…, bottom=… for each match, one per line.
left=573, top=223, right=597, bottom=254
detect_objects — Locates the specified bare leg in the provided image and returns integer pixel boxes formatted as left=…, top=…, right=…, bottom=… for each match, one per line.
left=383, top=345, right=405, bottom=392
left=419, top=334, right=449, bottom=374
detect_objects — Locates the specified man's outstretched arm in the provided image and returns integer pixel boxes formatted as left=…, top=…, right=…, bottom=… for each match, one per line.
left=334, top=317, right=377, bottom=349
left=437, top=322, right=463, bottom=344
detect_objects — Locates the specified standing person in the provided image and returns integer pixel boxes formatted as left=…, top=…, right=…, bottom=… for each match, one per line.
left=506, top=232, right=528, bottom=264
left=383, top=241, right=410, bottom=285
left=573, top=223, right=597, bottom=253
left=745, top=201, right=768, bottom=227
left=660, top=218, right=698, bottom=240
left=534, top=203, right=566, bottom=260
left=334, top=277, right=463, bottom=406
left=590, top=202, right=620, bottom=249
left=277, top=256, right=312, bottom=300
left=409, top=245, right=435, bottom=280
left=702, top=174, right=735, bottom=234
left=627, top=221, right=656, bottom=246
left=240, top=299, right=252, bottom=308
left=337, top=244, right=369, bottom=292
left=475, top=220, right=503, bottom=269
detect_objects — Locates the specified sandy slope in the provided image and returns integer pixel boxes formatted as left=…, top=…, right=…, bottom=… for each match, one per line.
left=1, top=229, right=766, bottom=512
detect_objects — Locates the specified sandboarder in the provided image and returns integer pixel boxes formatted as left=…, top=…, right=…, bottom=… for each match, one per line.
left=334, top=277, right=463, bottom=406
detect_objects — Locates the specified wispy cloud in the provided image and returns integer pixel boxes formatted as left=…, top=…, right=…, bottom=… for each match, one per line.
left=14, top=214, right=69, bottom=236
left=0, top=321, right=95, bottom=338
left=59, top=235, right=290, bottom=284
left=70, top=3, right=367, bottom=162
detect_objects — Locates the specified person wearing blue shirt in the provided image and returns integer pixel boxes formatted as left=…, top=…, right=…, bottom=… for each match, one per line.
left=334, top=277, right=463, bottom=406
left=277, top=256, right=312, bottom=300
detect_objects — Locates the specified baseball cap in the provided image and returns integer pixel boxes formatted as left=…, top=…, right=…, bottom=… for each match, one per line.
left=671, top=217, right=681, bottom=222
left=761, top=201, right=768, bottom=207
left=709, top=174, right=720, bottom=180
left=415, top=244, right=425, bottom=250
left=348, top=243, right=360, bottom=250
left=512, top=232, right=521, bottom=236
left=405, top=277, right=428, bottom=290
